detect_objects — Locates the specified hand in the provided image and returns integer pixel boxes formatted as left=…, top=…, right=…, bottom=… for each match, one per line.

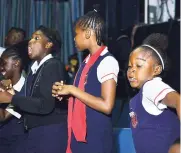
left=52, top=81, right=71, bottom=101
left=0, top=91, right=13, bottom=103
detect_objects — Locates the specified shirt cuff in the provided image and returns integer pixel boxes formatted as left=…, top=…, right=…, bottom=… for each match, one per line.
left=100, top=73, right=117, bottom=83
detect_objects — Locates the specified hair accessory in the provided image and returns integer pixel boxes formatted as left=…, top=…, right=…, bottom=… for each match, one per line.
left=142, top=44, right=164, bottom=70
left=93, top=9, right=97, bottom=12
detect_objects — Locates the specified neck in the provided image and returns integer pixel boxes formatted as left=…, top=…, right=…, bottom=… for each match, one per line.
left=12, top=72, right=21, bottom=85
left=37, top=53, right=48, bottom=64
left=88, top=44, right=104, bottom=55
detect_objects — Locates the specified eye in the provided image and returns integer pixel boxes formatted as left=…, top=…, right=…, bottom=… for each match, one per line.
left=136, top=64, right=142, bottom=68
left=34, top=36, right=40, bottom=40
left=127, top=65, right=132, bottom=71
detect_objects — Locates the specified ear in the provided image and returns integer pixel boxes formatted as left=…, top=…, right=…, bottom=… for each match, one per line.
left=153, top=65, right=162, bottom=76
left=85, top=29, right=91, bottom=39
left=13, top=60, right=20, bottom=69
left=45, top=42, right=53, bottom=49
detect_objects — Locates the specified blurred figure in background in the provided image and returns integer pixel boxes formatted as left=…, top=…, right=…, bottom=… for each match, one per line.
left=4, top=27, right=26, bottom=48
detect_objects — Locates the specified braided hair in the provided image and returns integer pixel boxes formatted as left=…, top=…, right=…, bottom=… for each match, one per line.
left=75, top=10, right=105, bottom=46
left=1, top=46, right=24, bottom=72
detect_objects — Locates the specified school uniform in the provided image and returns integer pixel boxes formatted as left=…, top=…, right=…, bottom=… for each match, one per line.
left=11, top=54, right=68, bottom=153
left=129, top=77, right=180, bottom=153
left=70, top=47, right=119, bottom=153
left=0, top=75, right=27, bottom=153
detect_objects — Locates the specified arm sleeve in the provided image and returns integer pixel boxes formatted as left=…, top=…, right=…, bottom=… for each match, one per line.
left=11, top=60, right=66, bottom=114
left=97, top=56, right=119, bottom=83
left=143, top=79, right=175, bottom=109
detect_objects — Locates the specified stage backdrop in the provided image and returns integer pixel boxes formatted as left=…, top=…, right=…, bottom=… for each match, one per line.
left=0, top=0, right=84, bottom=64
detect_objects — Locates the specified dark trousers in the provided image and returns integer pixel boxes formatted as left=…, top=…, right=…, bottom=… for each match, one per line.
left=25, top=122, right=67, bottom=153
left=0, top=133, right=27, bottom=153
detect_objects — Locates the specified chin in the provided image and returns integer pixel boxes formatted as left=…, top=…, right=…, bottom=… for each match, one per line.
left=129, top=83, right=139, bottom=89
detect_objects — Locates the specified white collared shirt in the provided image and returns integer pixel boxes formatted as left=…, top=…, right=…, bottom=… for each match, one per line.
left=31, top=54, right=53, bottom=74
left=85, top=47, right=119, bottom=83
left=0, top=47, right=5, bottom=57
left=13, top=75, right=25, bottom=92
left=142, top=77, right=175, bottom=115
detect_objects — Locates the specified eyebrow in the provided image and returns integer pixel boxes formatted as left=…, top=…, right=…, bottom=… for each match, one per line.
left=136, top=58, right=146, bottom=61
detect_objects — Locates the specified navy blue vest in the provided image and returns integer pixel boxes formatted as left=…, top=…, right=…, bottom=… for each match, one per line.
left=129, top=87, right=180, bottom=153
left=74, top=52, right=113, bottom=137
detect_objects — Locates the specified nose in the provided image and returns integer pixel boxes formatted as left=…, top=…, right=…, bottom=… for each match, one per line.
left=28, top=38, right=34, bottom=45
left=127, top=67, right=136, bottom=74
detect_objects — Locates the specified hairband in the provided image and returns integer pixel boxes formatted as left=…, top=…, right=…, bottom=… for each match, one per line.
left=142, top=44, right=164, bottom=70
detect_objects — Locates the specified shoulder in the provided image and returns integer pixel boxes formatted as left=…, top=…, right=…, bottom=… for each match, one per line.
left=97, top=50, right=119, bottom=83
left=143, top=77, right=173, bottom=94
left=43, top=58, right=64, bottom=69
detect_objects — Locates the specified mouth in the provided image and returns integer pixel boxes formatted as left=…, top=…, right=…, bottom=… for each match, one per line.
left=28, top=46, right=33, bottom=56
left=1, top=71, right=6, bottom=76
left=128, top=77, right=137, bottom=83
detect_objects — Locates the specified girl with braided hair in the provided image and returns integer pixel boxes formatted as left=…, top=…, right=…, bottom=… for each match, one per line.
left=52, top=10, right=119, bottom=153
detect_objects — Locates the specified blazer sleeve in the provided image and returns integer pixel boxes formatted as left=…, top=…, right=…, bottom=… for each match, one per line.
left=11, top=60, right=66, bottom=114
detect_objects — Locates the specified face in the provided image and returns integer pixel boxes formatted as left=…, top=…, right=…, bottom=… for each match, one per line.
left=5, top=30, right=16, bottom=47
left=127, top=48, right=159, bottom=89
left=74, top=26, right=89, bottom=51
left=28, top=30, right=50, bottom=62
left=0, top=56, right=16, bottom=80
left=5, top=30, right=24, bottom=47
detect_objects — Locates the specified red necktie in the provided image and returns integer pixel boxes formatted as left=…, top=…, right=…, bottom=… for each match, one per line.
left=66, top=46, right=106, bottom=153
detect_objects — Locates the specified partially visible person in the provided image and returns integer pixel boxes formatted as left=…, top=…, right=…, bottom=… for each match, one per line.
left=0, top=46, right=27, bottom=153
left=52, top=10, right=119, bottom=153
left=0, top=47, right=5, bottom=57
left=4, top=27, right=26, bottom=48
left=169, top=138, right=180, bottom=153
left=0, top=25, right=68, bottom=153
left=127, top=33, right=180, bottom=153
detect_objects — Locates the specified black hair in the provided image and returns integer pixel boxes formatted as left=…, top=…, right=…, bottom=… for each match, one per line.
left=140, top=33, right=169, bottom=74
left=173, top=138, right=180, bottom=145
left=36, top=25, right=62, bottom=57
left=75, top=10, right=105, bottom=46
left=8, top=27, right=26, bottom=39
left=1, top=46, right=24, bottom=72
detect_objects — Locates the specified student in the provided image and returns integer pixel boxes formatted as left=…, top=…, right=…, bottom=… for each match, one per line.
left=0, top=26, right=68, bottom=153
left=4, top=27, right=26, bottom=48
left=0, top=46, right=27, bottom=153
left=127, top=33, right=180, bottom=153
left=52, top=10, right=119, bottom=153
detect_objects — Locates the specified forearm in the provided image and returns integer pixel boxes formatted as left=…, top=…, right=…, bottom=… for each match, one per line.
left=12, top=95, right=55, bottom=114
left=163, top=91, right=180, bottom=120
left=69, top=86, right=115, bottom=114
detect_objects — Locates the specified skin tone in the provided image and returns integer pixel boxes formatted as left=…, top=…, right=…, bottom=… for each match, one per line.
left=0, top=30, right=53, bottom=104
left=127, top=48, right=180, bottom=119
left=5, top=30, right=24, bottom=47
left=0, top=56, right=21, bottom=121
left=168, top=144, right=180, bottom=153
left=52, top=26, right=116, bottom=115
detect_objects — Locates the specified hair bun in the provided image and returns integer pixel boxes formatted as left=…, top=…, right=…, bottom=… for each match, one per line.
left=143, top=33, right=168, bottom=52
left=93, top=4, right=100, bottom=13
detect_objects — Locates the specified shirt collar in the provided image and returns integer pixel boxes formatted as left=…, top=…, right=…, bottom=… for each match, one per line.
left=153, top=77, right=162, bottom=81
left=85, top=47, right=108, bottom=63
left=31, top=54, right=53, bottom=74
left=13, top=75, right=25, bottom=92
